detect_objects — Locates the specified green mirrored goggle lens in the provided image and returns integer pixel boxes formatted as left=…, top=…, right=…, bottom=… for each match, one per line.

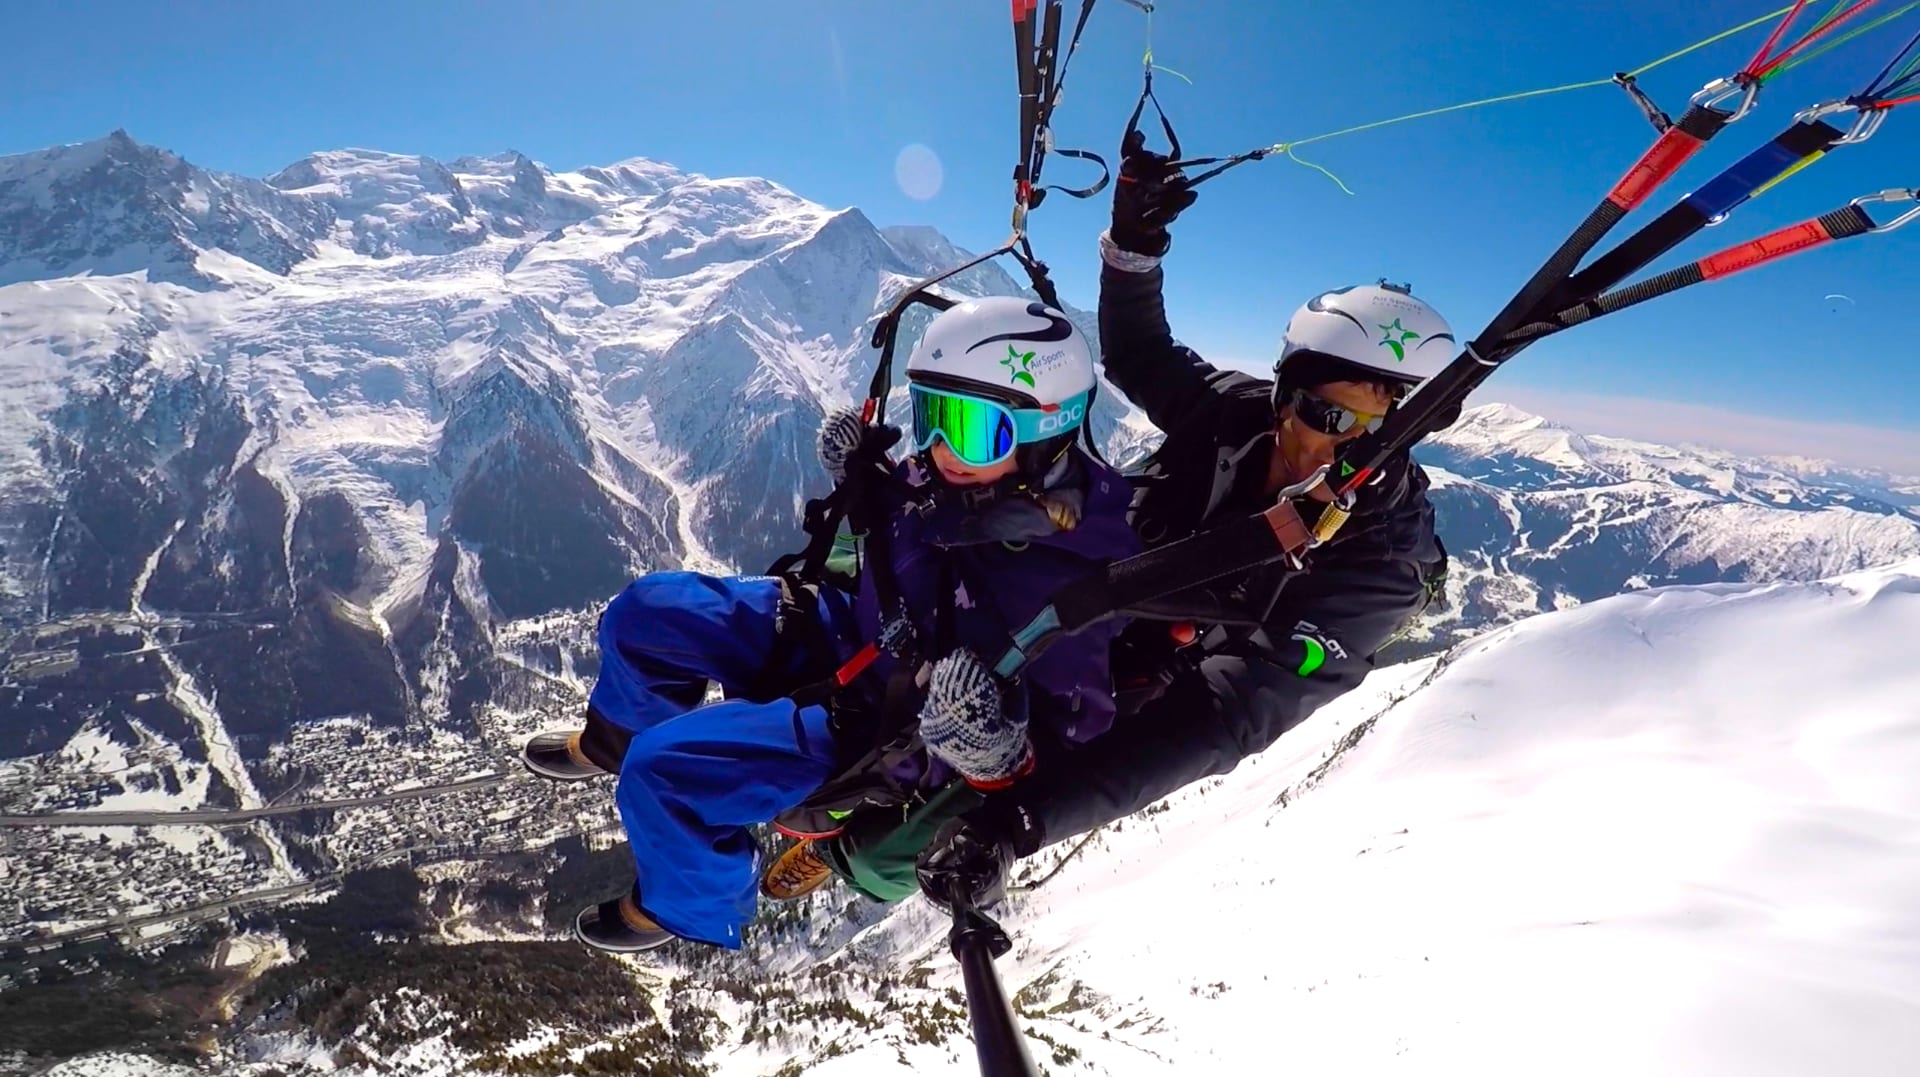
left=909, top=386, right=1019, bottom=467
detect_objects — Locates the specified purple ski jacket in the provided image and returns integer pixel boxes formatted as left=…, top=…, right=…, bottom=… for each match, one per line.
left=848, top=448, right=1141, bottom=779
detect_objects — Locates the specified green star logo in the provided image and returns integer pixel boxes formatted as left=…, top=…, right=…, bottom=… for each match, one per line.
left=1001, top=344, right=1037, bottom=388
left=1376, top=318, right=1421, bottom=361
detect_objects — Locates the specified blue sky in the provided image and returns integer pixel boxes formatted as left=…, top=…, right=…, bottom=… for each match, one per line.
left=4, top=0, right=1917, bottom=463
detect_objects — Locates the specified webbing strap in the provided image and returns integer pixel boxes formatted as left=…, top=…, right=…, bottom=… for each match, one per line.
left=1016, top=0, right=1111, bottom=212
left=1324, top=92, right=1744, bottom=500
left=991, top=498, right=1313, bottom=680
left=864, top=275, right=968, bottom=427
left=1555, top=117, right=1845, bottom=307
left=1011, top=234, right=1065, bottom=312
left=1511, top=201, right=1881, bottom=343
left=1121, top=63, right=1271, bottom=188
left=1124, top=67, right=1182, bottom=161
left=1605, top=103, right=1732, bottom=211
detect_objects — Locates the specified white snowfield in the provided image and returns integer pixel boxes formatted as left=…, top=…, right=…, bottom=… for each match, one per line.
left=823, top=560, right=1920, bottom=1077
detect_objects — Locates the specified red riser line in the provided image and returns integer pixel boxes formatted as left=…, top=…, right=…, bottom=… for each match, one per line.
left=1699, top=219, right=1837, bottom=279
left=1608, top=128, right=1708, bottom=211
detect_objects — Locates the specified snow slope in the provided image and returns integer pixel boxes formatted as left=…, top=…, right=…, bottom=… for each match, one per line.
left=793, top=560, right=1920, bottom=1076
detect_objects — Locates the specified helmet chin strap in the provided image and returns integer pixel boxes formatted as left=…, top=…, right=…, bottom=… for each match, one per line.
left=921, top=438, right=1076, bottom=509
left=919, top=451, right=1031, bottom=507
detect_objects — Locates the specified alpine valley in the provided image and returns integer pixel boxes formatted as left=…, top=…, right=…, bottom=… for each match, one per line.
left=3, top=134, right=1917, bottom=1077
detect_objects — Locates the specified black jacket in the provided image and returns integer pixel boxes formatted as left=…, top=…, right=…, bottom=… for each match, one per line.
left=990, top=254, right=1446, bottom=851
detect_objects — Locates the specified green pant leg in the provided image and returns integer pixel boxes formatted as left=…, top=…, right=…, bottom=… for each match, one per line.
left=817, top=783, right=983, bottom=903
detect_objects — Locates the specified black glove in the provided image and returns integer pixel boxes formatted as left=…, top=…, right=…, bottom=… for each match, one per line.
left=1110, top=129, right=1199, bottom=258
left=916, top=817, right=1017, bottom=913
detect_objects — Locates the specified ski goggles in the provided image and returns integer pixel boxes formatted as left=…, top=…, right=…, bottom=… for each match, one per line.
left=1287, top=388, right=1391, bottom=437
left=908, top=383, right=1090, bottom=468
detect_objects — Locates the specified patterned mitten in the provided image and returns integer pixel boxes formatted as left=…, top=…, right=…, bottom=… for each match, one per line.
left=918, top=650, right=1032, bottom=788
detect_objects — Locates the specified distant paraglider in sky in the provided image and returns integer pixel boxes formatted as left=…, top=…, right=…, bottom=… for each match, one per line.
left=1825, top=293, right=1856, bottom=313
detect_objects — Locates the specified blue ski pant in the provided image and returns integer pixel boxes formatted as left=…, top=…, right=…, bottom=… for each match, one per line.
left=589, top=570, right=858, bottom=949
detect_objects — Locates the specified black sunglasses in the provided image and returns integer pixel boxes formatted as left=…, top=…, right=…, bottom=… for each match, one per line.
left=1285, top=388, right=1392, bottom=436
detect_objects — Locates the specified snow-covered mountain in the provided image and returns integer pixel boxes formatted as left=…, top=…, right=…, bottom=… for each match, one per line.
left=6, top=130, right=1918, bottom=1001
left=1408, top=403, right=1920, bottom=649
left=38, top=560, right=1920, bottom=1076
left=0, top=133, right=1137, bottom=779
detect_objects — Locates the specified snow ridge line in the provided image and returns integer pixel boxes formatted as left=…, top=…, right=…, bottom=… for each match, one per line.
left=1273, top=653, right=1455, bottom=810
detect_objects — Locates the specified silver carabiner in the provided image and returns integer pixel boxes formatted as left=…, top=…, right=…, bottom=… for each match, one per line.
left=1793, top=98, right=1855, bottom=125
left=1791, top=99, right=1889, bottom=146
left=1274, top=462, right=1333, bottom=503
left=1836, top=106, right=1891, bottom=146
left=1852, top=188, right=1920, bottom=234
left=1692, top=76, right=1762, bottom=123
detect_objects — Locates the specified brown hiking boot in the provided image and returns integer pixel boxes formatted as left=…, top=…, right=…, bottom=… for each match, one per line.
left=760, top=840, right=835, bottom=901
left=574, top=892, right=676, bottom=954
left=522, top=729, right=607, bottom=781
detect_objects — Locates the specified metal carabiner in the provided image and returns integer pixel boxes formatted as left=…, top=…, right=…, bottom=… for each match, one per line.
left=1837, top=106, right=1891, bottom=146
left=1793, top=98, right=1854, bottom=124
left=1791, top=99, right=1889, bottom=146
left=1692, top=76, right=1762, bottom=123
left=1852, top=188, right=1920, bottom=234
left=1274, top=462, right=1334, bottom=504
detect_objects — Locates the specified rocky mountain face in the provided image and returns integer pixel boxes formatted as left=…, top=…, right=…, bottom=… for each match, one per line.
left=0, top=133, right=1135, bottom=777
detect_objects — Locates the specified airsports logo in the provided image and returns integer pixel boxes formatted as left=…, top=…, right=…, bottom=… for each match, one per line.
left=1376, top=318, right=1421, bottom=362
left=1002, top=344, right=1073, bottom=387
left=1000, top=344, right=1038, bottom=388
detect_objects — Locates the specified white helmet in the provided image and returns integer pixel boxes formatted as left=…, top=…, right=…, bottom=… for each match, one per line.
left=1274, top=281, right=1455, bottom=398
left=904, top=295, right=1096, bottom=477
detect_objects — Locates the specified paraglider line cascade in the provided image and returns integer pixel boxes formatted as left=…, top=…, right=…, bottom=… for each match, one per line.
left=980, top=0, right=1920, bottom=692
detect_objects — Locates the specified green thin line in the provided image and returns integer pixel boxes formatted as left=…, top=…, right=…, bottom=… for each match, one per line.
left=1805, top=0, right=1850, bottom=34
left=1269, top=4, right=1794, bottom=164
left=1622, top=4, right=1799, bottom=77
left=1765, top=1, right=1920, bottom=80
left=1812, top=0, right=1857, bottom=33
left=1284, top=144, right=1357, bottom=195
left=1272, top=77, right=1611, bottom=155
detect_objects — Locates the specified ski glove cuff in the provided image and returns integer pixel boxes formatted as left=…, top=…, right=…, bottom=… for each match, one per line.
left=918, top=649, right=1033, bottom=788
left=1099, top=230, right=1164, bottom=274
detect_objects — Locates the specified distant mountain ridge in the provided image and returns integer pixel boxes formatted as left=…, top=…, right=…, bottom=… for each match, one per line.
left=1410, top=403, right=1920, bottom=646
